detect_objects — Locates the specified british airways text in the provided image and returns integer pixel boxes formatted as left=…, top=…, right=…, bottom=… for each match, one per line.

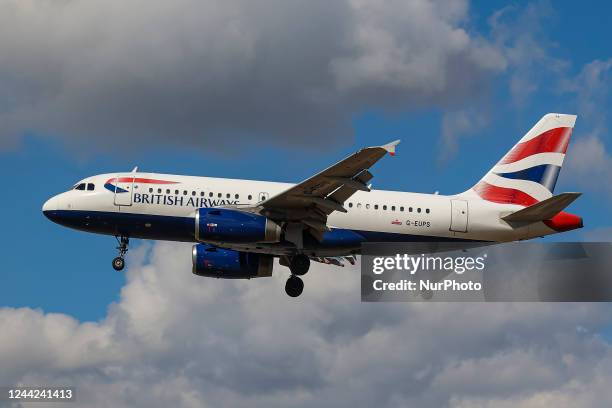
left=133, top=193, right=238, bottom=207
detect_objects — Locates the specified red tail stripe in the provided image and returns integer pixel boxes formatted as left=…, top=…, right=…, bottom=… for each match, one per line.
left=499, top=127, right=572, bottom=165
left=473, top=181, right=539, bottom=207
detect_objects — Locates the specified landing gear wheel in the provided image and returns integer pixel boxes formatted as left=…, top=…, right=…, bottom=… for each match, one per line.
left=113, top=236, right=129, bottom=271
left=285, top=275, right=304, bottom=297
left=112, top=257, right=125, bottom=271
left=290, top=254, right=310, bottom=276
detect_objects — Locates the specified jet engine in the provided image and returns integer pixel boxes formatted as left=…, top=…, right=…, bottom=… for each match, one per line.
left=192, top=244, right=273, bottom=279
left=195, top=208, right=281, bottom=243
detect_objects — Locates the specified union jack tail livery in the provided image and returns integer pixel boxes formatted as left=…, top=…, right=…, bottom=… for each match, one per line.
left=469, top=113, right=576, bottom=207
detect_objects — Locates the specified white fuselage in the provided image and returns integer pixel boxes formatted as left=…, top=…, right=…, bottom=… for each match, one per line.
left=42, top=172, right=561, bottom=257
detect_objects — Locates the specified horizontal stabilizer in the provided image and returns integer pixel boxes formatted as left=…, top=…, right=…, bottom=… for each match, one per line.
left=502, top=192, right=581, bottom=222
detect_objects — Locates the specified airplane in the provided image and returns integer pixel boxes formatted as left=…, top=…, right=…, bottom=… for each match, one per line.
left=43, top=113, right=583, bottom=297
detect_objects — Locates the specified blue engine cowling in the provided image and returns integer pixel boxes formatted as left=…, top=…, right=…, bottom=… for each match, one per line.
left=195, top=208, right=281, bottom=243
left=192, top=244, right=273, bottom=279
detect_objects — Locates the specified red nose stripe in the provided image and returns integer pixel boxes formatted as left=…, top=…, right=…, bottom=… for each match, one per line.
left=473, top=181, right=539, bottom=207
left=499, top=127, right=572, bottom=165
left=110, top=177, right=179, bottom=184
left=543, top=211, right=583, bottom=232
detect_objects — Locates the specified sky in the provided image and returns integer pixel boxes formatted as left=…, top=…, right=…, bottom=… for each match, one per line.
left=1, top=0, right=612, bottom=406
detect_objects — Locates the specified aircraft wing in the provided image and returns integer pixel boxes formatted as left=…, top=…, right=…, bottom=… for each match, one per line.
left=259, top=140, right=400, bottom=236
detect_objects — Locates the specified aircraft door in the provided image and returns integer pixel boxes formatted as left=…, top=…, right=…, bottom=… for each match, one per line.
left=258, top=192, right=269, bottom=203
left=113, top=175, right=135, bottom=206
left=450, top=199, right=468, bottom=232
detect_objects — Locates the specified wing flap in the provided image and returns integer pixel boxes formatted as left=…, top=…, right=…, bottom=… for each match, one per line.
left=502, top=192, right=581, bottom=222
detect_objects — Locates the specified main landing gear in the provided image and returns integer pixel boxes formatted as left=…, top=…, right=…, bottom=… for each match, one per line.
left=112, top=236, right=129, bottom=271
left=284, top=254, right=310, bottom=297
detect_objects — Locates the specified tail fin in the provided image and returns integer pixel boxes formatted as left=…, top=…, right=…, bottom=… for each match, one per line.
left=467, top=113, right=577, bottom=206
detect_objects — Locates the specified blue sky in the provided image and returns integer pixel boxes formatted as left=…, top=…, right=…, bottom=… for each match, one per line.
left=4, top=2, right=612, bottom=406
left=1, top=1, right=611, bottom=324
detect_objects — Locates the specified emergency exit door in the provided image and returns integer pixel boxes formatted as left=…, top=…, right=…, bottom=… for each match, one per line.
left=450, top=199, right=468, bottom=232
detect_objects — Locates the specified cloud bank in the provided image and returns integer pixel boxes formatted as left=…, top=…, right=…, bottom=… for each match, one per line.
left=0, top=0, right=505, bottom=152
left=1, top=241, right=612, bottom=407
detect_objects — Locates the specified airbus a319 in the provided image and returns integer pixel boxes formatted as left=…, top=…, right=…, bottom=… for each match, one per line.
left=43, top=114, right=583, bottom=297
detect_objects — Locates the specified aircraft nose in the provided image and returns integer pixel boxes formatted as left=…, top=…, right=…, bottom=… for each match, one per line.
left=42, top=196, right=58, bottom=220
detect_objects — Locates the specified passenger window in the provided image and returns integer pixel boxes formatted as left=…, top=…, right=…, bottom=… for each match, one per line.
left=417, top=208, right=421, bottom=213
left=400, top=206, right=404, bottom=212
left=348, top=203, right=353, bottom=208
left=87, top=183, right=95, bottom=191
left=409, top=207, right=413, bottom=212
left=200, top=191, right=205, bottom=197
left=158, top=188, right=162, bottom=193
left=192, top=191, right=196, bottom=196
left=166, top=189, right=170, bottom=194
left=366, top=204, right=370, bottom=209
left=149, top=188, right=153, bottom=193
left=235, top=194, right=239, bottom=199
left=248, top=195, right=252, bottom=200
left=209, top=192, right=213, bottom=197
left=357, top=203, right=362, bottom=208
left=374, top=204, right=379, bottom=210
left=183, top=190, right=188, bottom=195
left=391, top=206, right=396, bottom=211
left=383, top=205, right=387, bottom=210
left=218, top=193, right=222, bottom=198
left=175, top=190, right=179, bottom=195
left=426, top=208, right=430, bottom=214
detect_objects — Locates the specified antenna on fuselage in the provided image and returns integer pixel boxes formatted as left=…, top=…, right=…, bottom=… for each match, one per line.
left=131, top=166, right=139, bottom=173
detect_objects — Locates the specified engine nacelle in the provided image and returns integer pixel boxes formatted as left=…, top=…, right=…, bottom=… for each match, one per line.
left=192, top=244, right=273, bottom=279
left=195, top=208, right=281, bottom=243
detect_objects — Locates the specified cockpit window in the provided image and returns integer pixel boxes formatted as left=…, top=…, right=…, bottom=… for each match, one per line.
left=87, top=183, right=95, bottom=191
left=75, top=183, right=86, bottom=191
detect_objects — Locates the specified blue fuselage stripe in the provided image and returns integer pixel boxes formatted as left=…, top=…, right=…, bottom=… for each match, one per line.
left=43, top=209, right=485, bottom=246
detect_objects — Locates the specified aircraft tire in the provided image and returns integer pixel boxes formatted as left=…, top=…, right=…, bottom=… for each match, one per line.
left=112, top=257, right=125, bottom=271
left=285, top=275, right=304, bottom=297
left=290, top=255, right=310, bottom=276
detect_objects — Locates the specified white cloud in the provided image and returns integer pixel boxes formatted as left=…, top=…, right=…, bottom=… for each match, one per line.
left=439, top=109, right=490, bottom=163
left=565, top=135, right=612, bottom=197
left=488, top=2, right=568, bottom=107
left=0, top=0, right=506, bottom=153
left=1, top=241, right=612, bottom=407
left=436, top=2, right=564, bottom=162
left=562, top=59, right=612, bottom=199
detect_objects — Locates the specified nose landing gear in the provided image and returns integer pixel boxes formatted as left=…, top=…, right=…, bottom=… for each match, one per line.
left=112, top=236, right=129, bottom=271
left=283, top=254, right=310, bottom=297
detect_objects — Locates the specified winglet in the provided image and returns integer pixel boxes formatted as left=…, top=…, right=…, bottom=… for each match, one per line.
left=382, top=139, right=401, bottom=156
